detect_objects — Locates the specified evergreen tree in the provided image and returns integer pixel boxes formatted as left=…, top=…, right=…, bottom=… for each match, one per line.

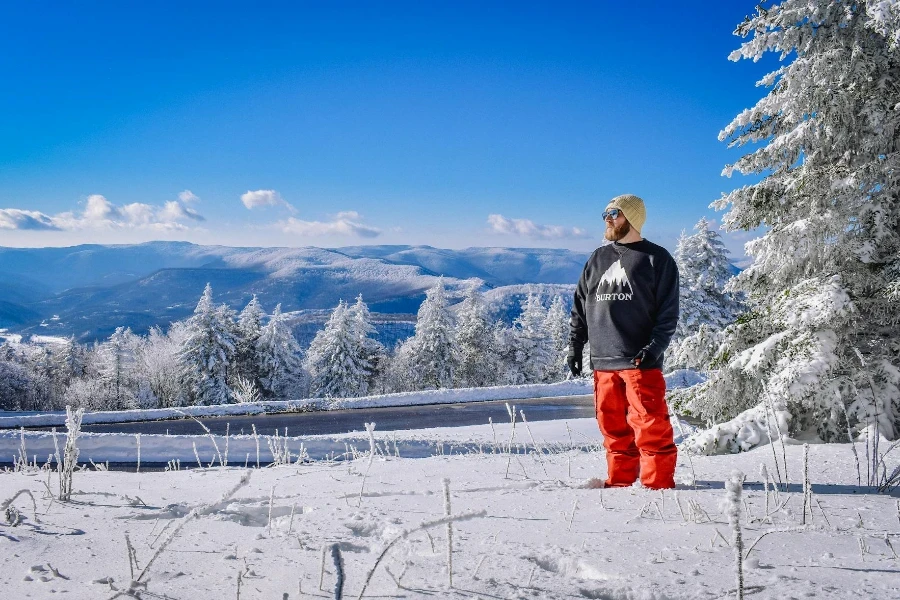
left=0, top=360, right=33, bottom=411
left=384, top=337, right=420, bottom=393
left=544, top=295, right=571, bottom=382
left=235, top=295, right=265, bottom=385
left=492, top=320, right=524, bottom=386
left=674, top=218, right=741, bottom=337
left=95, top=327, right=139, bottom=409
left=349, top=294, right=385, bottom=395
left=452, top=282, right=496, bottom=388
left=408, top=279, right=455, bottom=390
left=306, top=300, right=368, bottom=398
left=669, top=218, right=742, bottom=370
left=179, top=283, right=238, bottom=405
left=53, top=336, right=86, bottom=386
left=23, top=345, right=56, bottom=410
left=256, top=304, right=306, bottom=398
left=512, top=292, right=554, bottom=384
left=696, top=2, right=900, bottom=442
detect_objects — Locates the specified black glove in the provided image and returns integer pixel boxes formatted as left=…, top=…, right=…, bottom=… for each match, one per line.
left=632, top=346, right=656, bottom=367
left=631, top=350, right=647, bottom=367
left=566, top=353, right=582, bottom=377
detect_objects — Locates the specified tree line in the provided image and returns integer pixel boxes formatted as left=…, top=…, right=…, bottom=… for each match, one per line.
left=0, top=280, right=574, bottom=411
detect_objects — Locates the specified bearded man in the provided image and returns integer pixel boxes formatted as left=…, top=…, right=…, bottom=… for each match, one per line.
left=567, top=194, right=680, bottom=489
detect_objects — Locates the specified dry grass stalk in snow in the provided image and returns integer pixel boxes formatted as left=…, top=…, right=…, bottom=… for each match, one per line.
left=58, top=406, right=83, bottom=502
left=725, top=470, right=745, bottom=600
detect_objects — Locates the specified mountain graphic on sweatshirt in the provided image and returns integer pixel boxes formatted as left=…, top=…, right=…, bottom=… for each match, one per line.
left=595, top=259, right=633, bottom=301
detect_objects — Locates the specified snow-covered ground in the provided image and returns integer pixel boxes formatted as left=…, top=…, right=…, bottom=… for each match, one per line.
left=2, top=411, right=899, bottom=600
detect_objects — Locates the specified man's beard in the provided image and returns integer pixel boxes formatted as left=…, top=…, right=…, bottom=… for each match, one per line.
left=604, top=219, right=631, bottom=242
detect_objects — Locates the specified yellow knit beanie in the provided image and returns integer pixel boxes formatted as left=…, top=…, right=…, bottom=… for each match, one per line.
left=606, top=194, right=646, bottom=233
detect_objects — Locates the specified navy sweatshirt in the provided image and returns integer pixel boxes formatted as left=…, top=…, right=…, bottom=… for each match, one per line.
left=569, top=239, right=679, bottom=371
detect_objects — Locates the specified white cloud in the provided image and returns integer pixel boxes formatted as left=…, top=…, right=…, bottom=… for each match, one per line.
left=278, top=212, right=381, bottom=238
left=178, top=190, right=200, bottom=204
left=487, top=214, right=589, bottom=240
left=0, top=209, right=61, bottom=231
left=241, top=189, right=295, bottom=212
left=84, top=194, right=119, bottom=222
left=160, top=201, right=204, bottom=223
left=0, top=194, right=206, bottom=232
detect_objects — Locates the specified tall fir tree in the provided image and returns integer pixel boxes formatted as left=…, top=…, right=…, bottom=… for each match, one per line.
left=256, top=304, right=306, bottom=399
left=492, top=320, right=524, bottom=386
left=235, top=295, right=265, bottom=385
left=669, top=218, right=742, bottom=370
left=452, top=282, right=496, bottom=388
left=696, top=1, right=900, bottom=442
left=674, top=218, right=741, bottom=338
left=179, top=283, right=238, bottom=405
left=305, top=300, right=369, bottom=398
left=387, top=279, right=456, bottom=391
left=544, top=295, right=571, bottom=382
left=349, top=294, right=385, bottom=395
left=95, top=327, right=139, bottom=409
left=512, top=292, right=554, bottom=384
left=409, top=279, right=455, bottom=389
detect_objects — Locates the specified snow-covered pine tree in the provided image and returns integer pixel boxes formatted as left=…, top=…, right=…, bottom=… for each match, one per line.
left=256, top=303, right=306, bottom=399
left=384, top=337, right=419, bottom=392
left=409, top=279, right=455, bottom=390
left=305, top=300, right=368, bottom=398
left=0, top=360, right=33, bottom=411
left=179, top=283, right=238, bottom=405
left=512, top=292, right=554, bottom=384
left=696, top=1, right=900, bottom=442
left=53, top=336, right=86, bottom=387
left=22, top=345, right=55, bottom=410
left=675, top=218, right=741, bottom=337
left=544, top=295, right=571, bottom=382
left=235, top=295, right=265, bottom=386
left=349, top=294, right=385, bottom=395
left=386, top=279, right=456, bottom=391
left=452, top=282, right=497, bottom=388
left=492, top=320, right=524, bottom=386
left=668, top=218, right=742, bottom=370
left=95, top=326, right=139, bottom=409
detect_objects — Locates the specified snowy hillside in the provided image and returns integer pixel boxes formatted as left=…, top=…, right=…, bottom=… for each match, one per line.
left=0, top=242, right=589, bottom=341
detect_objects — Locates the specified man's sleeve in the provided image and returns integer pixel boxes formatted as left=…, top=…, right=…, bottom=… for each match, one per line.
left=568, top=263, right=590, bottom=355
left=644, top=252, right=679, bottom=360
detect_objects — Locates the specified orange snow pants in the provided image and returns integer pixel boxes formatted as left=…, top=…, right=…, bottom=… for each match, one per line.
left=593, top=368, right=677, bottom=489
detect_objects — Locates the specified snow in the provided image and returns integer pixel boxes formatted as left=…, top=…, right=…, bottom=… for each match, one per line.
left=683, top=400, right=792, bottom=456
left=2, top=412, right=899, bottom=600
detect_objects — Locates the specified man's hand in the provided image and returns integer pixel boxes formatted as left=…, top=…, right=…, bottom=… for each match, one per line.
left=566, top=354, right=582, bottom=377
left=632, top=349, right=648, bottom=367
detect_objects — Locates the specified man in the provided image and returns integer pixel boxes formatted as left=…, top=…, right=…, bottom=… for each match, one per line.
left=567, top=194, right=679, bottom=489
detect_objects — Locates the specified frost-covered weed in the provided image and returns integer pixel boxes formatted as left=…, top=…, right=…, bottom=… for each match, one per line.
left=723, top=471, right=745, bottom=600
left=268, top=428, right=292, bottom=466
left=58, top=406, right=83, bottom=501
left=442, top=478, right=453, bottom=588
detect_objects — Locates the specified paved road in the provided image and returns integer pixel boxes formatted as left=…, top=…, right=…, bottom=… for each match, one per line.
left=78, top=395, right=596, bottom=436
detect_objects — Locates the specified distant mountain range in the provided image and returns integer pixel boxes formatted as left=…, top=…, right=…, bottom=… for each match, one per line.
left=0, top=242, right=591, bottom=343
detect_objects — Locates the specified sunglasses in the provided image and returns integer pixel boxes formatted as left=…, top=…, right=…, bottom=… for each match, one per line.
left=602, top=208, right=623, bottom=220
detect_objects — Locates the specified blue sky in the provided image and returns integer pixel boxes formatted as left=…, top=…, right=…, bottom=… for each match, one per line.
left=0, top=1, right=773, bottom=257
